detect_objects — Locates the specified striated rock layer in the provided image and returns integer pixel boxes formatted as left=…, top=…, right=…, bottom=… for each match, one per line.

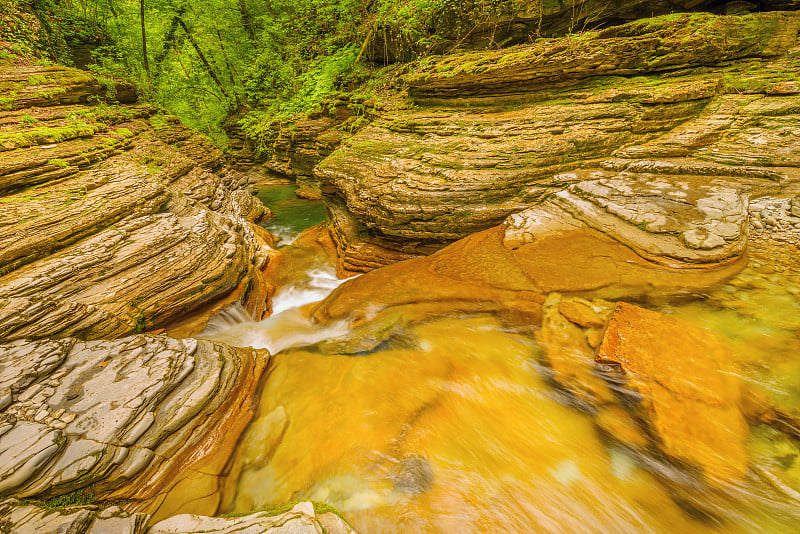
left=316, top=11, right=800, bottom=275
left=0, top=61, right=273, bottom=341
left=0, top=500, right=355, bottom=534
left=0, top=335, right=266, bottom=520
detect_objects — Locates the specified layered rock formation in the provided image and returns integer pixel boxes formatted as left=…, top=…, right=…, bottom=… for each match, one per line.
left=0, top=61, right=274, bottom=341
left=229, top=96, right=378, bottom=199
left=366, top=0, right=800, bottom=63
left=0, top=335, right=266, bottom=520
left=0, top=54, right=284, bottom=529
left=317, top=10, right=800, bottom=275
left=0, top=500, right=355, bottom=534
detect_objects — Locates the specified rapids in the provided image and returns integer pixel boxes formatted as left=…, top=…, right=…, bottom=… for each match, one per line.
left=198, top=185, right=800, bottom=533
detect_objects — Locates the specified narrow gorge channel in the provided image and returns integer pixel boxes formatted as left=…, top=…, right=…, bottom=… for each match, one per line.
left=2, top=2, right=800, bottom=533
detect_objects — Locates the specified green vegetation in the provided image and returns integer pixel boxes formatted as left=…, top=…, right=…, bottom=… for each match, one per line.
left=8, top=0, right=525, bottom=146
left=23, top=488, right=97, bottom=510
left=47, top=158, right=70, bottom=168
left=20, top=113, right=38, bottom=125
left=0, top=121, right=102, bottom=149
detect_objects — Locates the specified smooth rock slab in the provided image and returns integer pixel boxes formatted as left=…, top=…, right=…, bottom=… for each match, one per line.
left=0, top=501, right=150, bottom=534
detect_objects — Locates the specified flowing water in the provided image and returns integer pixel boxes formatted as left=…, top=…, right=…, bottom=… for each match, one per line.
left=199, top=186, right=800, bottom=533
left=257, top=185, right=327, bottom=246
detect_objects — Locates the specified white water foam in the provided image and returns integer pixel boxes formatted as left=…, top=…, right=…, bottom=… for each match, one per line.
left=265, top=224, right=298, bottom=247
left=271, top=267, right=345, bottom=314
left=199, top=262, right=351, bottom=354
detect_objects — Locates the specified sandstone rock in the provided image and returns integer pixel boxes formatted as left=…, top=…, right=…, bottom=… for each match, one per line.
left=536, top=294, right=616, bottom=407
left=595, top=302, right=748, bottom=484
left=536, top=295, right=648, bottom=447
left=314, top=217, right=745, bottom=333
left=0, top=503, right=94, bottom=534
left=0, top=335, right=267, bottom=519
left=406, top=12, right=800, bottom=99
left=0, top=501, right=149, bottom=534
left=366, top=1, right=762, bottom=63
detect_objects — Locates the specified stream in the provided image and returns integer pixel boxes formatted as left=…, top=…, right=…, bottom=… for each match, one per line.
left=199, top=185, right=800, bottom=533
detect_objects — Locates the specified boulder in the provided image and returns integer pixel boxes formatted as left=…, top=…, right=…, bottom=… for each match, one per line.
left=596, top=302, right=748, bottom=484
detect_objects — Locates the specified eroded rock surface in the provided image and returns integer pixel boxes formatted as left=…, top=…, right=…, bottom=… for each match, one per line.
left=0, top=62, right=272, bottom=341
left=312, top=219, right=745, bottom=338
left=317, top=11, right=800, bottom=274
left=150, top=502, right=355, bottom=534
left=0, top=500, right=354, bottom=534
left=0, top=335, right=266, bottom=521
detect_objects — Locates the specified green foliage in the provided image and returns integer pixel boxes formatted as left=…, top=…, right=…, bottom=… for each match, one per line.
left=13, top=0, right=526, bottom=147
left=127, top=299, right=148, bottom=333
left=370, top=0, right=522, bottom=58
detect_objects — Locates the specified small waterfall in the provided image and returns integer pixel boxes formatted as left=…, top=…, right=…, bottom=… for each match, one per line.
left=199, top=262, right=351, bottom=354
left=272, top=267, right=344, bottom=314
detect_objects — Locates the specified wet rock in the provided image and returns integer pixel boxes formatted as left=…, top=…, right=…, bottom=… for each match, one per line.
left=315, top=11, right=800, bottom=272
left=536, top=295, right=649, bottom=446
left=314, top=213, right=745, bottom=334
left=595, top=302, right=748, bottom=485
left=387, top=454, right=434, bottom=496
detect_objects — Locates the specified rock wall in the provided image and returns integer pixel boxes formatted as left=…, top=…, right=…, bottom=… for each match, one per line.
left=0, top=55, right=282, bottom=526
left=316, top=10, right=800, bottom=274
left=0, top=61, right=274, bottom=341
left=365, top=0, right=799, bottom=63
left=228, top=96, right=378, bottom=199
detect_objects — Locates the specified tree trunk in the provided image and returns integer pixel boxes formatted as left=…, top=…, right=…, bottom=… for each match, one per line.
left=154, top=6, right=187, bottom=68
left=140, top=0, right=150, bottom=74
left=238, top=0, right=256, bottom=42
left=177, top=17, right=230, bottom=101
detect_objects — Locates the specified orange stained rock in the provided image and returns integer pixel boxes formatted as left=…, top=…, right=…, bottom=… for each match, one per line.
left=557, top=300, right=607, bottom=329
left=596, top=302, right=748, bottom=485
left=315, top=224, right=745, bottom=328
left=313, top=227, right=545, bottom=325
left=512, top=228, right=746, bottom=299
left=537, top=296, right=616, bottom=407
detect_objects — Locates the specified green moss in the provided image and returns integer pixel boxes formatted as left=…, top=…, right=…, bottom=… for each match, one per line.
left=0, top=121, right=101, bottom=149
left=0, top=94, right=17, bottom=111
left=25, top=489, right=96, bottom=511
left=148, top=114, right=170, bottom=131
left=20, top=113, right=38, bottom=126
left=47, top=158, right=69, bottom=169
left=26, top=74, right=49, bottom=86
